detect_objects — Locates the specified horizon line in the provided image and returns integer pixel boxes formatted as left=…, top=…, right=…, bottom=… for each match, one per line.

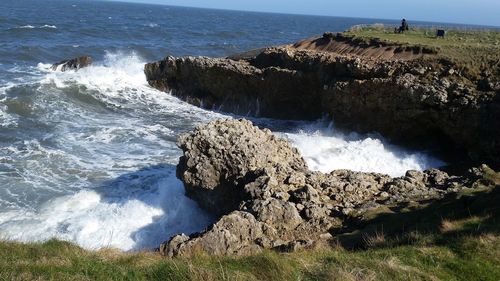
left=104, top=0, right=500, bottom=28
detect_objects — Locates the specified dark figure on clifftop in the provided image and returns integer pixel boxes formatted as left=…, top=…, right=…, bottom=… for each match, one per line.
left=396, top=18, right=409, bottom=33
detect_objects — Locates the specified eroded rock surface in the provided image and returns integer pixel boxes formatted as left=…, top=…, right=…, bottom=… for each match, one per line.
left=160, top=119, right=494, bottom=257
left=177, top=119, right=307, bottom=215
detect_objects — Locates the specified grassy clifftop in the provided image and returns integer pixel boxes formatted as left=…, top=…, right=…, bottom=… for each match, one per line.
left=343, top=25, right=500, bottom=78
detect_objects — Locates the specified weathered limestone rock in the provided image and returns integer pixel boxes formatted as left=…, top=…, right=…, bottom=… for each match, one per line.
left=247, top=198, right=303, bottom=231
left=51, top=56, right=93, bottom=72
left=160, top=119, right=495, bottom=257
left=176, top=118, right=307, bottom=215
left=160, top=211, right=276, bottom=257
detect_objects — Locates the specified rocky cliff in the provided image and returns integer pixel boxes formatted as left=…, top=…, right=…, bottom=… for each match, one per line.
left=145, top=33, right=500, bottom=168
left=160, top=119, right=496, bottom=257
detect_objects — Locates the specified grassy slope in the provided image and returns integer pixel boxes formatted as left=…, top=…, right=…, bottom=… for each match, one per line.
left=344, top=26, right=500, bottom=78
left=1, top=184, right=499, bottom=281
left=0, top=234, right=498, bottom=281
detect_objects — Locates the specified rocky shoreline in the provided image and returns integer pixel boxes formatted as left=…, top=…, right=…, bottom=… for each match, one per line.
left=145, top=32, right=500, bottom=168
left=141, top=32, right=500, bottom=256
left=160, top=119, right=497, bottom=257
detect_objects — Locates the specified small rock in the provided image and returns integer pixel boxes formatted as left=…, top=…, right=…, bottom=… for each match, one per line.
left=286, top=172, right=306, bottom=186
left=51, top=56, right=93, bottom=72
left=319, top=233, right=333, bottom=240
left=274, top=239, right=313, bottom=252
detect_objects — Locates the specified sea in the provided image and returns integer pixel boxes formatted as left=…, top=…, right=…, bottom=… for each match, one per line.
left=2, top=0, right=477, bottom=251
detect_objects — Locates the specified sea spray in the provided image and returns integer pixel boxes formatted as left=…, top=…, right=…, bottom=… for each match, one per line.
left=285, top=129, right=445, bottom=177
left=0, top=168, right=213, bottom=251
left=0, top=52, right=221, bottom=250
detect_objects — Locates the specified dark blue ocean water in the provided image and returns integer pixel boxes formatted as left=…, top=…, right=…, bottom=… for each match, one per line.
left=0, top=0, right=458, bottom=250
left=1, top=0, right=402, bottom=61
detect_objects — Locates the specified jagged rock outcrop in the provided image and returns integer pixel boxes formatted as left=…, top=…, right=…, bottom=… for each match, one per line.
left=145, top=35, right=500, bottom=167
left=51, top=56, right=93, bottom=71
left=177, top=119, right=307, bottom=215
left=160, top=119, right=494, bottom=257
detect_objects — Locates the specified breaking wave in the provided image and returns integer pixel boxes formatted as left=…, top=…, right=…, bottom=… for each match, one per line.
left=285, top=126, right=445, bottom=177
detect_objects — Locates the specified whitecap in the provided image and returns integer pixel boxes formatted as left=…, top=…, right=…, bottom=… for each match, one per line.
left=36, top=62, right=52, bottom=70
left=18, top=25, right=35, bottom=29
left=40, top=24, right=57, bottom=29
left=14, top=24, right=56, bottom=30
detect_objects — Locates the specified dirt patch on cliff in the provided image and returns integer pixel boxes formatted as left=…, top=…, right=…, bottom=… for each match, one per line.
left=292, top=34, right=435, bottom=61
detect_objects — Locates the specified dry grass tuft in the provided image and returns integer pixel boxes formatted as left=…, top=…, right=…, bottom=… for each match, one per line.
left=363, top=230, right=386, bottom=248
left=440, top=219, right=457, bottom=233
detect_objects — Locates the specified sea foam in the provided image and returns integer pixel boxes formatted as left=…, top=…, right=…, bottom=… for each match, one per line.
left=0, top=52, right=220, bottom=251
left=284, top=125, right=445, bottom=177
left=0, top=169, right=213, bottom=251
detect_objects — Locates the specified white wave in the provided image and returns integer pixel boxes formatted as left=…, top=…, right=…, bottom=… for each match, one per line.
left=37, top=51, right=226, bottom=120
left=40, top=25, right=57, bottom=29
left=18, top=25, right=35, bottom=29
left=284, top=125, right=445, bottom=177
left=0, top=52, right=224, bottom=250
left=0, top=170, right=212, bottom=251
left=0, top=139, right=100, bottom=193
left=38, top=51, right=153, bottom=93
left=146, top=23, right=159, bottom=28
left=36, top=62, right=53, bottom=69
left=15, top=25, right=56, bottom=29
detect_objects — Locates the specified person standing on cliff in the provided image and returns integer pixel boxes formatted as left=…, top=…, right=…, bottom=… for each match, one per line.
left=400, top=19, right=409, bottom=33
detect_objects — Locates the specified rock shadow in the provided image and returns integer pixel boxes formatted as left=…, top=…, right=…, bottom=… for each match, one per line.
left=332, top=186, right=500, bottom=254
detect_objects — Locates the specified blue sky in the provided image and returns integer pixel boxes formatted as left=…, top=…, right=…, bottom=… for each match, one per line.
left=111, top=0, right=499, bottom=27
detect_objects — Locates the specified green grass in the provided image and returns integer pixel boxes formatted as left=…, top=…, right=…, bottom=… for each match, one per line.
left=0, top=220, right=498, bottom=280
left=344, top=25, right=500, bottom=78
left=1, top=186, right=499, bottom=281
